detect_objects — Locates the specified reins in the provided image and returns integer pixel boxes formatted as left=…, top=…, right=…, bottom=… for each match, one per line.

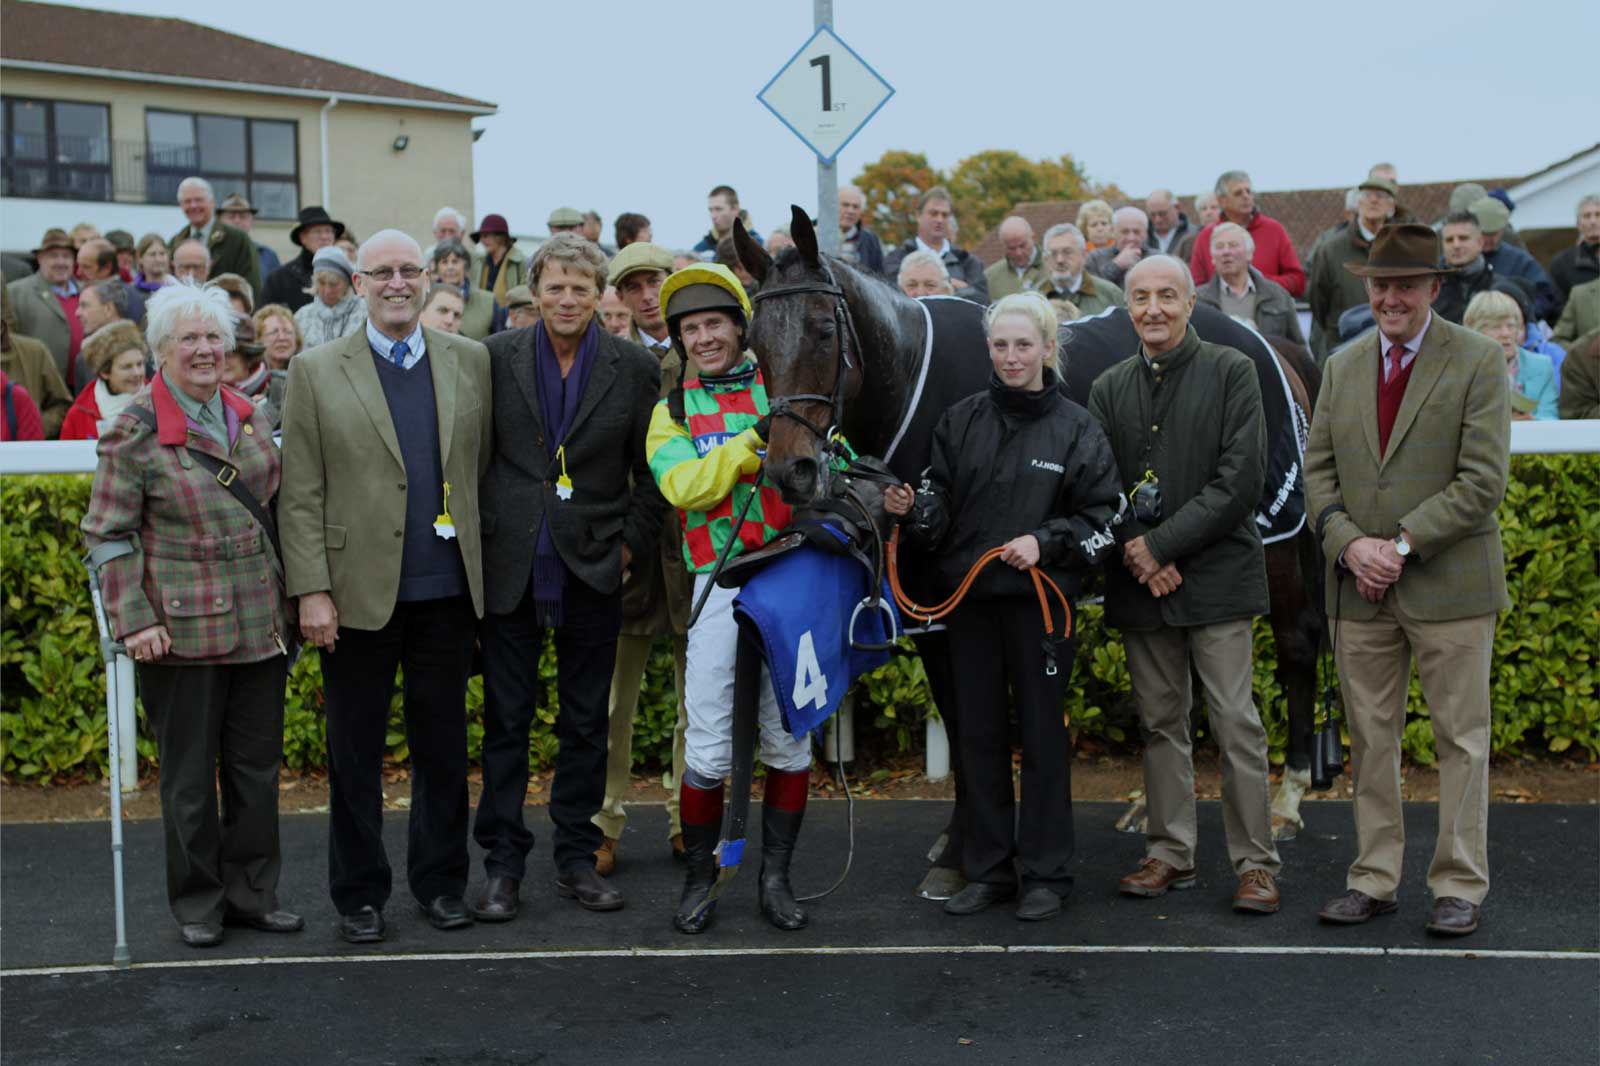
left=886, top=525, right=1073, bottom=676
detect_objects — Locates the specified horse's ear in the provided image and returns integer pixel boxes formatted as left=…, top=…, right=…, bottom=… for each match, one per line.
left=791, top=204, right=820, bottom=266
left=733, top=218, right=771, bottom=285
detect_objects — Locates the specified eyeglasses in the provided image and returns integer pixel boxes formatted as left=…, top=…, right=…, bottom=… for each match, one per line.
left=357, top=266, right=424, bottom=282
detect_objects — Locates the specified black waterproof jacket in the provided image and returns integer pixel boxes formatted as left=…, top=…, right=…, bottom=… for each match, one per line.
left=907, top=368, right=1123, bottom=602
left=260, top=248, right=315, bottom=313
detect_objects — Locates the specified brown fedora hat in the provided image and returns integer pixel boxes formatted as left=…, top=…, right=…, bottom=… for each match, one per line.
left=1344, top=223, right=1453, bottom=278
left=32, top=228, right=74, bottom=256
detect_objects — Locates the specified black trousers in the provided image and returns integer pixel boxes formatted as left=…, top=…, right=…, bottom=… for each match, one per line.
left=320, top=596, right=476, bottom=914
left=138, top=655, right=288, bottom=925
left=947, top=599, right=1076, bottom=894
left=475, top=574, right=621, bottom=878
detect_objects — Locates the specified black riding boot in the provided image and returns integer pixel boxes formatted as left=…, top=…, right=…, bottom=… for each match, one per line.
left=758, top=769, right=810, bottom=931
left=674, top=781, right=723, bottom=935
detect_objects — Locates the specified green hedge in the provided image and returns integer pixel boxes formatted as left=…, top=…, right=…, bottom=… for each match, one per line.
left=3, top=456, right=1595, bottom=783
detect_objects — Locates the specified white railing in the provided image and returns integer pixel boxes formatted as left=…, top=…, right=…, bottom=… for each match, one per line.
left=3, top=421, right=1598, bottom=788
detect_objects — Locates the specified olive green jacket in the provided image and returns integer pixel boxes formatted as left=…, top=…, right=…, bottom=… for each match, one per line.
left=984, top=248, right=1050, bottom=301
left=170, top=220, right=260, bottom=298
left=1552, top=278, right=1599, bottom=348
left=1040, top=273, right=1124, bottom=318
left=279, top=327, right=493, bottom=630
left=1088, top=327, right=1269, bottom=631
left=621, top=324, right=692, bottom=636
left=1305, top=316, right=1510, bottom=622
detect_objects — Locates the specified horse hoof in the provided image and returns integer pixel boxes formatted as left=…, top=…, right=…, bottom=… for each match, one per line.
left=925, top=832, right=949, bottom=865
left=1271, top=815, right=1301, bottom=842
left=916, top=866, right=966, bottom=901
left=1114, top=798, right=1148, bottom=835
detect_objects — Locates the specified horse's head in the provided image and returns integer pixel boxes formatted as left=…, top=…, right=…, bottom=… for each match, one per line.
left=735, top=205, right=862, bottom=506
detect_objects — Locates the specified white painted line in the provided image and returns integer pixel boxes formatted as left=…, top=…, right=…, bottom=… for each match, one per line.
left=4, top=942, right=1595, bottom=978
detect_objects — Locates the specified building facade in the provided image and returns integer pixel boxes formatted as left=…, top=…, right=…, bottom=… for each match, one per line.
left=1, top=1, right=495, bottom=257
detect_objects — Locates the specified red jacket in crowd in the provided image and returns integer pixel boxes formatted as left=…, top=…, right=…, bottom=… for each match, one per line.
left=0, top=372, right=45, bottom=441
left=1189, top=209, right=1307, bottom=297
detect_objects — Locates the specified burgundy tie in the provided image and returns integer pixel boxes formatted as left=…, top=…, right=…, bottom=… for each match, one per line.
left=1386, top=344, right=1406, bottom=383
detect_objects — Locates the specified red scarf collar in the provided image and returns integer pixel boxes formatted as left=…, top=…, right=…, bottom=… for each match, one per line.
left=149, top=373, right=254, bottom=446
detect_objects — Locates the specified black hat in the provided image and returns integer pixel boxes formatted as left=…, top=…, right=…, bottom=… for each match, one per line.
left=289, top=206, right=346, bottom=248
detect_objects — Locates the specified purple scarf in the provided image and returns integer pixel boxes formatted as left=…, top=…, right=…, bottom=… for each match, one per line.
left=530, top=319, right=599, bottom=625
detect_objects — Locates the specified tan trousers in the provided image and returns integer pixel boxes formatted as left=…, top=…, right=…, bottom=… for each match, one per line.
left=592, top=633, right=688, bottom=842
left=1335, top=603, right=1494, bottom=904
left=1124, top=619, right=1280, bottom=876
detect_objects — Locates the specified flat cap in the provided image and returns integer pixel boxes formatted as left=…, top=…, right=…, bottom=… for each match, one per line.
left=547, top=207, right=584, bottom=229
left=607, top=242, right=675, bottom=286
left=505, top=284, right=535, bottom=309
left=1469, top=196, right=1510, bottom=235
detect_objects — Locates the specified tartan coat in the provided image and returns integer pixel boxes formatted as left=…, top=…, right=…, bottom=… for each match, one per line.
left=1304, top=314, right=1511, bottom=622
left=81, top=374, right=291, bottom=663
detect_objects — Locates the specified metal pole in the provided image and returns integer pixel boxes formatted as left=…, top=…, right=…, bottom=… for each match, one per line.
left=814, top=0, right=840, bottom=257
left=114, top=654, right=138, bottom=791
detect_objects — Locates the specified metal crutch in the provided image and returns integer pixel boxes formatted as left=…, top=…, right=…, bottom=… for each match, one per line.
left=84, top=542, right=135, bottom=969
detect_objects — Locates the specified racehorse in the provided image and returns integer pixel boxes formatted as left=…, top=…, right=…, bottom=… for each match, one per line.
left=734, top=207, right=1324, bottom=898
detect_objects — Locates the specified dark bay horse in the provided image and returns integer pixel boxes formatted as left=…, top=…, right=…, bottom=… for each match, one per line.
left=735, top=208, right=1324, bottom=895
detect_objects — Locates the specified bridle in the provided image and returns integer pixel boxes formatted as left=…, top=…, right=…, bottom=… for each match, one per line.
left=749, top=260, right=865, bottom=455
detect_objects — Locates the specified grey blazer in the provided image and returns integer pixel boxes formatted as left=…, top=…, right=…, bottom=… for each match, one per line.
left=479, top=325, right=665, bottom=615
left=1197, top=267, right=1306, bottom=346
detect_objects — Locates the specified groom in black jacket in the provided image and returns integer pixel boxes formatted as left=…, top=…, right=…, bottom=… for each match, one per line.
left=472, top=235, right=666, bottom=920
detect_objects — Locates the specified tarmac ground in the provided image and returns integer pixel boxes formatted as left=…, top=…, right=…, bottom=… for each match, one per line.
left=2, top=798, right=1596, bottom=1065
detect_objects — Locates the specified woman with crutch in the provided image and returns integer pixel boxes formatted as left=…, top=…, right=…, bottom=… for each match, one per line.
left=884, top=291, right=1124, bottom=921
left=81, top=285, right=300, bottom=948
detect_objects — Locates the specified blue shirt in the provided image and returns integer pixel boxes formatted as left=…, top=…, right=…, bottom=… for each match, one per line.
left=366, top=320, right=426, bottom=370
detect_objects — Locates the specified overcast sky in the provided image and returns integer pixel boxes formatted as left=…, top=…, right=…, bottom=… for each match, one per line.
left=58, top=0, right=1600, bottom=248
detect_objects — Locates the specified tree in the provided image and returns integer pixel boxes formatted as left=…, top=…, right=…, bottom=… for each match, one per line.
left=851, top=150, right=938, bottom=248
left=945, top=151, right=1090, bottom=237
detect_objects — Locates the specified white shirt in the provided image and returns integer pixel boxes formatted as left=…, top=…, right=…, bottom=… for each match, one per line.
left=1220, top=271, right=1257, bottom=300
left=366, top=320, right=427, bottom=371
left=1152, top=227, right=1178, bottom=253
left=1378, top=312, right=1430, bottom=379
left=915, top=236, right=952, bottom=257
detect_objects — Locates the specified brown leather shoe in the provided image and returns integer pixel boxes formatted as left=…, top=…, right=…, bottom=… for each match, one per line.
left=1318, top=889, right=1398, bottom=925
left=1233, top=869, right=1280, bottom=914
left=595, top=837, right=618, bottom=877
left=1425, top=896, right=1481, bottom=937
left=1118, top=857, right=1197, bottom=898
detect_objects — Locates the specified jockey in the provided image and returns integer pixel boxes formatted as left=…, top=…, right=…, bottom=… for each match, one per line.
left=645, top=263, right=811, bottom=935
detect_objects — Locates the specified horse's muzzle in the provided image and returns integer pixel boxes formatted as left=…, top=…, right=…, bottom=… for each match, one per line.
left=770, top=454, right=824, bottom=506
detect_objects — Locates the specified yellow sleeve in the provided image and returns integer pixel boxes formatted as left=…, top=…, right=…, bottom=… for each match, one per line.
left=646, top=402, right=764, bottom=513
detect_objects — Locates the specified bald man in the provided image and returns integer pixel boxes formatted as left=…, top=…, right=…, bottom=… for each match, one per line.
left=280, top=229, right=492, bottom=944
left=985, top=216, right=1048, bottom=300
left=1144, top=190, right=1192, bottom=256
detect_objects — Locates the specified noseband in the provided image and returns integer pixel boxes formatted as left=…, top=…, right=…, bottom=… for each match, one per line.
left=750, top=262, right=865, bottom=452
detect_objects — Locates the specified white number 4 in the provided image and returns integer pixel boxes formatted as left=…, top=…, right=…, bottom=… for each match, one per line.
left=792, top=630, right=830, bottom=712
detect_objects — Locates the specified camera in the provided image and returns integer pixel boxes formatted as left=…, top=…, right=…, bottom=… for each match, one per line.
left=1129, top=472, right=1162, bottom=525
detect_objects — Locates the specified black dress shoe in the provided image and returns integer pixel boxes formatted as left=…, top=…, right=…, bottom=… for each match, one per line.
left=423, top=895, right=474, bottom=930
left=337, top=905, right=386, bottom=944
left=1016, top=887, right=1062, bottom=922
left=180, top=922, right=224, bottom=947
left=556, top=865, right=625, bottom=912
left=944, top=882, right=1016, bottom=916
left=225, top=909, right=305, bottom=933
left=472, top=876, right=520, bottom=922
left=1426, top=896, right=1481, bottom=937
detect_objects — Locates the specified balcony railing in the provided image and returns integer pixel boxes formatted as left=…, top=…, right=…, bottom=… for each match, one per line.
left=3, top=136, right=241, bottom=208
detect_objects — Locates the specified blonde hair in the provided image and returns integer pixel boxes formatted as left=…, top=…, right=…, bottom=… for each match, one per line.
left=985, top=292, right=1060, bottom=366
left=83, top=320, right=149, bottom=378
left=1463, top=290, right=1522, bottom=334
left=1075, top=199, right=1113, bottom=230
left=252, top=303, right=302, bottom=352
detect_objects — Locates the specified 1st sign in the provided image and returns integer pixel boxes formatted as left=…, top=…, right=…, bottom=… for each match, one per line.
left=757, top=24, right=894, bottom=165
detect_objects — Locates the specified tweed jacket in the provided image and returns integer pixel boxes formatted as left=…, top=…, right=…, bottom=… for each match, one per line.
left=170, top=220, right=260, bottom=298
left=479, top=325, right=665, bottom=616
left=1197, top=266, right=1306, bottom=345
left=279, top=327, right=492, bottom=630
left=620, top=329, right=692, bottom=637
left=80, top=376, right=290, bottom=663
left=1, top=330, right=71, bottom=437
left=5, top=273, right=74, bottom=380
left=1040, top=273, right=1124, bottom=318
left=984, top=251, right=1050, bottom=301
left=1552, top=278, right=1599, bottom=347
left=1304, top=314, right=1510, bottom=622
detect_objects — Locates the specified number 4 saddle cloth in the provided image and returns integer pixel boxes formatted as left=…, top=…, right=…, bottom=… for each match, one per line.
left=730, top=526, right=899, bottom=741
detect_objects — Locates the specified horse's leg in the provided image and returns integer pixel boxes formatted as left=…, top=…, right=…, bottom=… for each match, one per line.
left=1265, top=536, right=1320, bottom=840
left=911, top=629, right=967, bottom=899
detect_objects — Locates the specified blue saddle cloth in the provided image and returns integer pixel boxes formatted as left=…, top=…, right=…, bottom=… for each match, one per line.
left=733, top=531, right=900, bottom=740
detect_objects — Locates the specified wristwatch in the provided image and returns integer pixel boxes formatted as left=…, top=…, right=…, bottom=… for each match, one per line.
left=1392, top=535, right=1411, bottom=558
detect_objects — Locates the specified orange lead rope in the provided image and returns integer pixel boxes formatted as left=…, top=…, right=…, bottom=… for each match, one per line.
left=887, top=527, right=1073, bottom=648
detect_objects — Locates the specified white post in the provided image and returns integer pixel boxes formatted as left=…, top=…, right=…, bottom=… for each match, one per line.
left=108, top=654, right=138, bottom=793
left=925, top=713, right=950, bottom=781
left=814, top=0, right=840, bottom=256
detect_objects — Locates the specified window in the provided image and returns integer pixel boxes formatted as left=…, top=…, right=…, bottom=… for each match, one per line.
left=1, top=96, right=112, bottom=201
left=144, top=110, right=299, bottom=219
